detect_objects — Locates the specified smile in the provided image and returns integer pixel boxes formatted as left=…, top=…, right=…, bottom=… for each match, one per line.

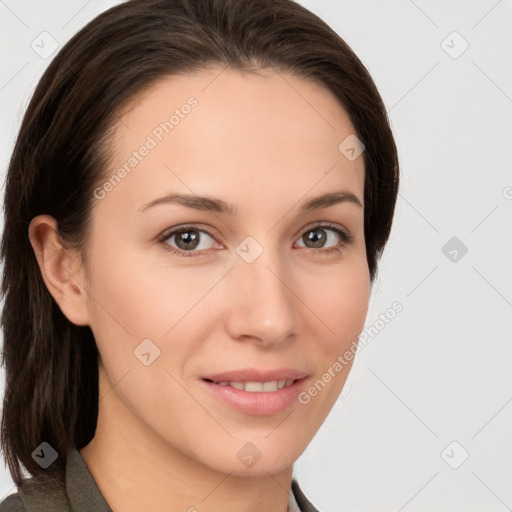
left=205, top=379, right=296, bottom=392
left=201, top=377, right=308, bottom=415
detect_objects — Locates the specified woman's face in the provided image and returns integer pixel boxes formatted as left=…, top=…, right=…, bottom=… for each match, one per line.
left=81, top=66, right=370, bottom=476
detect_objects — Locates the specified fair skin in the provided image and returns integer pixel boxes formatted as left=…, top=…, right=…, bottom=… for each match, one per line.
left=28, top=66, right=370, bottom=512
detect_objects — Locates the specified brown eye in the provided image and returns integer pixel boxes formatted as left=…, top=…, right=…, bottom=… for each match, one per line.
left=172, top=229, right=201, bottom=251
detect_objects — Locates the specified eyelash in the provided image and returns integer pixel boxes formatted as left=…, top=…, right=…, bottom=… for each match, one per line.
left=156, top=223, right=353, bottom=258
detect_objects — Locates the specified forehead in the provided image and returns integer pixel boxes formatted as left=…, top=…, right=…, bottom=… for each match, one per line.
left=99, top=66, right=365, bottom=217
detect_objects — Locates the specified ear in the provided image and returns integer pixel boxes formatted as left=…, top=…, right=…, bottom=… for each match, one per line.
left=28, top=215, right=91, bottom=326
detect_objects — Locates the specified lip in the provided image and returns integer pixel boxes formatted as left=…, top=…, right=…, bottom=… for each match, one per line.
left=200, top=368, right=309, bottom=416
left=201, top=367, right=309, bottom=383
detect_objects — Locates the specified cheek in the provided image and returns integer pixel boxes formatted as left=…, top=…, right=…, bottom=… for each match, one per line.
left=298, top=257, right=370, bottom=348
left=85, top=240, right=227, bottom=366
left=292, top=265, right=370, bottom=436
left=326, top=275, right=369, bottom=339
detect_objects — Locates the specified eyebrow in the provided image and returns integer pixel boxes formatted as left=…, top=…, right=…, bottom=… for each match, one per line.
left=137, top=189, right=363, bottom=215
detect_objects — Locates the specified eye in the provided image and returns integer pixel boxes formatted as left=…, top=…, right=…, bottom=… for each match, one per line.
left=294, top=224, right=352, bottom=254
left=158, top=225, right=221, bottom=257
left=157, top=223, right=353, bottom=258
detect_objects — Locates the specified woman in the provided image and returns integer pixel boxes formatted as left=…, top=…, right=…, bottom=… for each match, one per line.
left=0, top=0, right=399, bottom=510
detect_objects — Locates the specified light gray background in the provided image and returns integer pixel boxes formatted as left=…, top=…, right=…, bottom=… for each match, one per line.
left=1, top=1, right=511, bottom=511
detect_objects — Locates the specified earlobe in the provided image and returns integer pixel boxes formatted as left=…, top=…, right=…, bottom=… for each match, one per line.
left=28, top=215, right=91, bottom=326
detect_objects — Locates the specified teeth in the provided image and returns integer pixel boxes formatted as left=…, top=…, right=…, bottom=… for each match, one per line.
left=215, top=379, right=294, bottom=391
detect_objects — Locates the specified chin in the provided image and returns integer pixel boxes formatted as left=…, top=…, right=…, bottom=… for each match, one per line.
left=199, top=442, right=299, bottom=477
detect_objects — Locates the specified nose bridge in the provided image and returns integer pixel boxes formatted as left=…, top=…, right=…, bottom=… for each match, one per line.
left=226, top=234, right=296, bottom=343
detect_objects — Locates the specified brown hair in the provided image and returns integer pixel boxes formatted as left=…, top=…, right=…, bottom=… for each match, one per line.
left=0, top=0, right=399, bottom=486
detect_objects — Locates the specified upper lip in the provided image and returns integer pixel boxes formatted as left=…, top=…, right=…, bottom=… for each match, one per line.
left=202, top=368, right=309, bottom=383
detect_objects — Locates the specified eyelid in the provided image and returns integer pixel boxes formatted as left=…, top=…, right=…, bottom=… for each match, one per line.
left=157, top=223, right=226, bottom=245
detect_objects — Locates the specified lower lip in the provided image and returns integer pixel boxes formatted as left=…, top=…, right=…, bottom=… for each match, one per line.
left=201, top=378, right=308, bottom=415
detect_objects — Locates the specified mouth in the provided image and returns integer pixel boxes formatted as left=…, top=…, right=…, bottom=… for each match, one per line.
left=200, top=375, right=309, bottom=415
left=202, top=378, right=301, bottom=392
left=201, top=367, right=309, bottom=392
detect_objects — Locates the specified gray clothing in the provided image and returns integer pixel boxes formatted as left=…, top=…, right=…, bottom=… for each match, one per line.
left=0, top=447, right=320, bottom=511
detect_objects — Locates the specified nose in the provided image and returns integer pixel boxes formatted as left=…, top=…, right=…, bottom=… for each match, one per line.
left=224, top=240, right=297, bottom=348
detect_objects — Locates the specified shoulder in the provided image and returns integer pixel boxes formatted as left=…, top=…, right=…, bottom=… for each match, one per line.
left=291, top=478, right=322, bottom=512
left=0, top=477, right=70, bottom=512
left=0, top=493, right=25, bottom=512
